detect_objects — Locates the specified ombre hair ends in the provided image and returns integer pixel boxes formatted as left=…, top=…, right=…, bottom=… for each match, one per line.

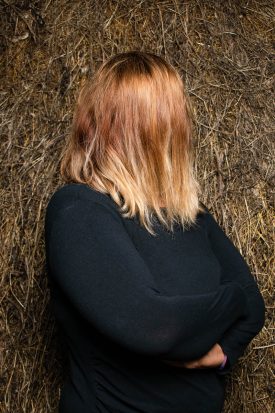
left=60, top=50, right=205, bottom=235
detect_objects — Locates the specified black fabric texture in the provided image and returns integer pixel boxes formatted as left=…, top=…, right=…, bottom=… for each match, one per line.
left=44, top=183, right=266, bottom=413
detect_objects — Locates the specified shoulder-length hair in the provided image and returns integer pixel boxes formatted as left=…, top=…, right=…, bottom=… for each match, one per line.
left=60, top=50, right=205, bottom=236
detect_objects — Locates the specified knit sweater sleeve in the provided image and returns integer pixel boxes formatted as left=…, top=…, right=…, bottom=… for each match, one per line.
left=45, top=195, right=249, bottom=361
left=202, top=204, right=266, bottom=375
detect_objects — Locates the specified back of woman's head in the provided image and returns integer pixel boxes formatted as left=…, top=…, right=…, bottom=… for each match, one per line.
left=60, top=50, right=205, bottom=235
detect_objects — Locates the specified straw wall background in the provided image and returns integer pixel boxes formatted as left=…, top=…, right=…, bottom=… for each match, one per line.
left=1, top=1, right=274, bottom=412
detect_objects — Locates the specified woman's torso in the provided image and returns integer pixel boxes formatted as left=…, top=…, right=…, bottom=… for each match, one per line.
left=46, top=183, right=226, bottom=413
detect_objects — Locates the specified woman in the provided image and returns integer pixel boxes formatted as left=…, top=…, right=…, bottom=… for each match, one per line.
left=44, top=51, right=266, bottom=413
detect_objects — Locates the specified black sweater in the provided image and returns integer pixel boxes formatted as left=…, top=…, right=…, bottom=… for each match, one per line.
left=44, top=183, right=266, bottom=413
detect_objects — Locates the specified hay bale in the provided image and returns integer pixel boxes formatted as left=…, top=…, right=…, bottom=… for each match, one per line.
left=0, top=1, right=273, bottom=412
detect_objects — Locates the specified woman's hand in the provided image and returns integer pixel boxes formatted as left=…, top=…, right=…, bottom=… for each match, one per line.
left=161, top=343, right=225, bottom=369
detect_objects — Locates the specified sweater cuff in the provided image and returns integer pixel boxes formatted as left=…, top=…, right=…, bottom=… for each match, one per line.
left=216, top=351, right=232, bottom=375
left=218, top=354, right=228, bottom=370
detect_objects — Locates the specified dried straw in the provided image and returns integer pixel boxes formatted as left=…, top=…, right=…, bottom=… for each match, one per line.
left=0, top=1, right=274, bottom=412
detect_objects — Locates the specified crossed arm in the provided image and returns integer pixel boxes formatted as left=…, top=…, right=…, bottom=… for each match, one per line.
left=198, top=204, right=266, bottom=374
left=45, top=196, right=265, bottom=369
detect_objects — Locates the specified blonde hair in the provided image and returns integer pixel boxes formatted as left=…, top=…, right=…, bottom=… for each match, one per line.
left=60, top=50, right=205, bottom=235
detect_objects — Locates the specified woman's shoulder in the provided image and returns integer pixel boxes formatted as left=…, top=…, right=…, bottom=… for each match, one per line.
left=194, top=201, right=213, bottom=232
left=45, top=182, right=121, bottom=220
left=198, top=201, right=210, bottom=214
